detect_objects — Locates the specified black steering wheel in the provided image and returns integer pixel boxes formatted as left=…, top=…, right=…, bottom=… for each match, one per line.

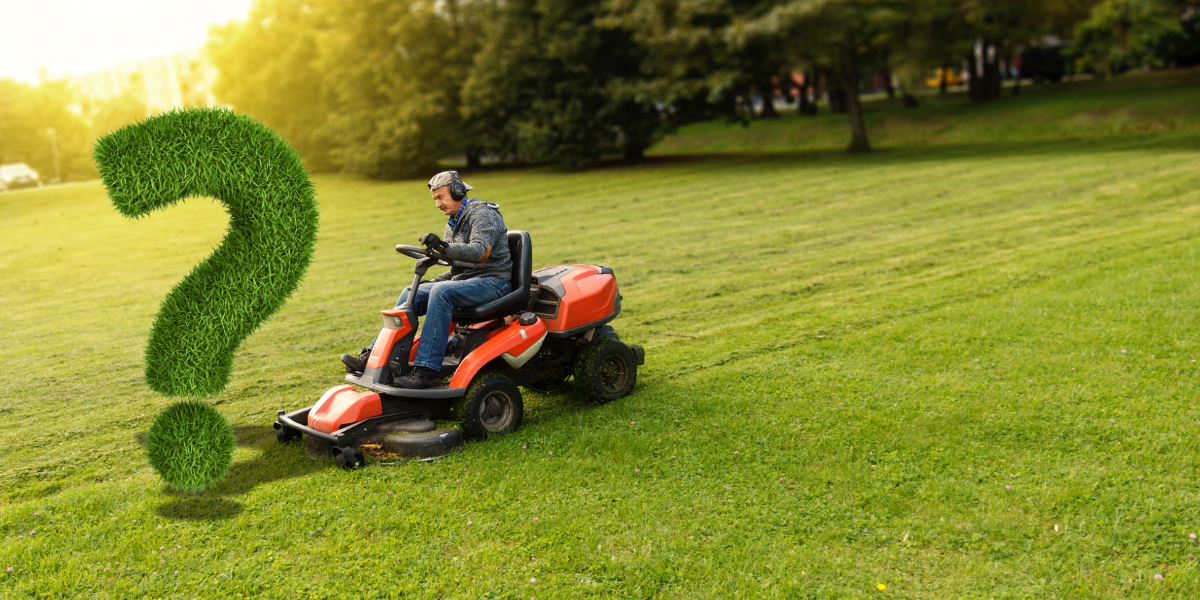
left=395, top=244, right=453, bottom=266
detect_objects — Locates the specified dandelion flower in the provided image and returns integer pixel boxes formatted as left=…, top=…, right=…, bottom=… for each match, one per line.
left=878, top=584, right=886, bottom=591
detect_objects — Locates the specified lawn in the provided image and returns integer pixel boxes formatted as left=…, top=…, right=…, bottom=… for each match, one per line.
left=2, top=70, right=1200, bottom=598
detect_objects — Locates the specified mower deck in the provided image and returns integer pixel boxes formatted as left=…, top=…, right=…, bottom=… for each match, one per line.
left=276, top=390, right=453, bottom=447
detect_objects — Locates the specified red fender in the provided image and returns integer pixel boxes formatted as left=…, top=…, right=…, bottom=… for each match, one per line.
left=308, top=384, right=382, bottom=434
left=448, top=318, right=547, bottom=388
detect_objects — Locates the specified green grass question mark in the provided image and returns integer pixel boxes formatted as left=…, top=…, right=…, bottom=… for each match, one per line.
left=94, top=107, right=319, bottom=489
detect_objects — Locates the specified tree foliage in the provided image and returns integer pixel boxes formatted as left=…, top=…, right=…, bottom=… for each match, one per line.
left=463, top=0, right=665, bottom=165
left=207, top=0, right=337, bottom=172
left=0, top=79, right=95, bottom=182
left=1072, top=0, right=1189, bottom=76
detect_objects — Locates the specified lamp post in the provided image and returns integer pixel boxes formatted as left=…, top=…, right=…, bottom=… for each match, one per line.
left=47, top=127, right=61, bottom=185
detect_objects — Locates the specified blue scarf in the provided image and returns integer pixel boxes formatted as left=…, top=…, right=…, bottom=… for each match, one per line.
left=447, top=197, right=470, bottom=231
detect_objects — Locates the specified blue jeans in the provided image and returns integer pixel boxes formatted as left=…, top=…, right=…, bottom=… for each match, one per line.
left=390, top=277, right=511, bottom=371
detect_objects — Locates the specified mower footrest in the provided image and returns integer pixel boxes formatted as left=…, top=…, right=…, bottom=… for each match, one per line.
left=343, top=373, right=467, bottom=398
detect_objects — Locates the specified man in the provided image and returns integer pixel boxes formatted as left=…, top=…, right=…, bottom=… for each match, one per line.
left=341, top=171, right=512, bottom=388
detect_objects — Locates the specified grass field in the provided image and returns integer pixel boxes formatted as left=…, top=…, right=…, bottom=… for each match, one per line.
left=3, top=70, right=1200, bottom=598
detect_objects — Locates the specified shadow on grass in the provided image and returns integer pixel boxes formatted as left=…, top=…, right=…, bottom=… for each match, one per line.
left=135, top=424, right=328, bottom=521
left=641, top=133, right=1200, bottom=167
left=448, top=132, right=1200, bottom=180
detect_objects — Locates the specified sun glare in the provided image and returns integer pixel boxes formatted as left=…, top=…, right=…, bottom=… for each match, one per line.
left=0, top=0, right=254, bottom=83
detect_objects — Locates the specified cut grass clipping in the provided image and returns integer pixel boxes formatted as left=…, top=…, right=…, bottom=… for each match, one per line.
left=145, top=400, right=235, bottom=491
left=92, top=107, right=319, bottom=397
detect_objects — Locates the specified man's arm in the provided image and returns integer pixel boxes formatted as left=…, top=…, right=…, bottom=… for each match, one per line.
left=444, top=208, right=506, bottom=267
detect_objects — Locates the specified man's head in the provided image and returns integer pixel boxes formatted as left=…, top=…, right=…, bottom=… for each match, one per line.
left=428, top=171, right=473, bottom=216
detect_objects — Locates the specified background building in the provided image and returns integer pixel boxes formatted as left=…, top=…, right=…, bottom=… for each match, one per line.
left=70, top=50, right=220, bottom=114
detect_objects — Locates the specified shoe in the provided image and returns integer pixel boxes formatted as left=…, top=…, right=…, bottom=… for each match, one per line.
left=341, top=347, right=370, bottom=374
left=392, top=366, right=442, bottom=389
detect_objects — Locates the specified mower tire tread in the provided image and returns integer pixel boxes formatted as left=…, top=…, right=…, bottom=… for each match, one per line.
left=574, top=337, right=638, bottom=405
left=455, top=371, right=524, bottom=440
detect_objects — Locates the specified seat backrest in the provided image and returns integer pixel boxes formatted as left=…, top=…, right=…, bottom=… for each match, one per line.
left=450, top=230, right=532, bottom=323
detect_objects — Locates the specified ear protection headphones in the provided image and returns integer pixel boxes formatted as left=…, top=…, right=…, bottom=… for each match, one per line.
left=449, top=171, right=467, bottom=202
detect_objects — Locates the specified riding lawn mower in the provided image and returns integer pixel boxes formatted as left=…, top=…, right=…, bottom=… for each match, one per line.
left=273, top=231, right=644, bottom=468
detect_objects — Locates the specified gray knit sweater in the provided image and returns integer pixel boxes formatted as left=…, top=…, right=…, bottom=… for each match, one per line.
left=430, top=199, right=513, bottom=282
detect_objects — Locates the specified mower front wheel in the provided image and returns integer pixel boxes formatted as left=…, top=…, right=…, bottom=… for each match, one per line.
left=455, top=372, right=524, bottom=440
left=334, top=446, right=365, bottom=470
left=275, top=423, right=302, bottom=444
left=574, top=338, right=638, bottom=404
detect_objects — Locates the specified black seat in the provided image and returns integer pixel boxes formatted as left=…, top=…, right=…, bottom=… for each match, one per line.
left=451, top=230, right=532, bottom=324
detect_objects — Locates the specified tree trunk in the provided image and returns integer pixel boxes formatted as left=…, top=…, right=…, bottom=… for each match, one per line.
left=623, top=140, right=646, bottom=160
left=939, top=63, right=949, bottom=95
left=798, top=69, right=817, bottom=115
left=466, top=150, right=481, bottom=169
left=839, top=29, right=871, bottom=153
left=759, top=84, right=780, bottom=119
left=827, top=66, right=848, bottom=114
left=968, top=39, right=1003, bottom=104
left=881, top=69, right=895, bottom=98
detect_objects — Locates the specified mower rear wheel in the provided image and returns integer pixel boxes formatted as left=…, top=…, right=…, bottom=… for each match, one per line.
left=574, top=338, right=638, bottom=404
left=456, top=372, right=524, bottom=440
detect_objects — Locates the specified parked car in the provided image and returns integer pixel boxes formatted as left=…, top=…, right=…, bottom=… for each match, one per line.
left=0, top=163, right=42, bottom=191
left=925, top=67, right=965, bottom=88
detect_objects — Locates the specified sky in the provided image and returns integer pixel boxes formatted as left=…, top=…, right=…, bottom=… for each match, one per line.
left=0, top=0, right=256, bottom=83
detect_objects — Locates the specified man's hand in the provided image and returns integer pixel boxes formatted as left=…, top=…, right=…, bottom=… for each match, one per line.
left=419, top=233, right=449, bottom=253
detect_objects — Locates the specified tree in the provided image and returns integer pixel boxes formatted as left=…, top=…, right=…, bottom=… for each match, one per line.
left=314, top=0, right=480, bottom=178
left=80, top=88, right=149, bottom=142
left=206, top=0, right=338, bottom=172
left=463, top=0, right=666, bottom=166
left=732, top=0, right=913, bottom=152
left=1072, top=0, right=1188, bottom=76
left=0, top=78, right=95, bottom=182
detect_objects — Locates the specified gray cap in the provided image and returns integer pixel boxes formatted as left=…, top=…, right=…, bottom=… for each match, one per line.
left=427, top=171, right=473, bottom=193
